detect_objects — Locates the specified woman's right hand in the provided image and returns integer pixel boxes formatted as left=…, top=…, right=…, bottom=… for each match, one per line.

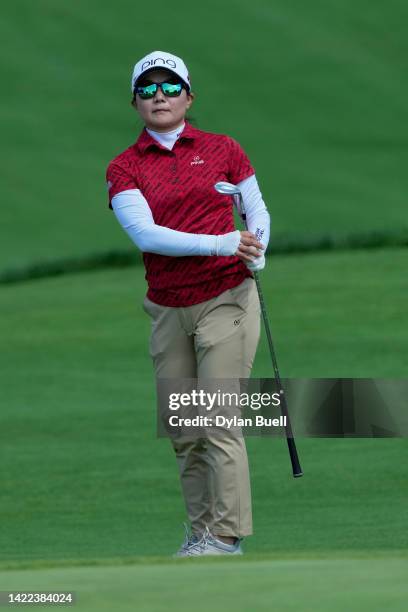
left=235, top=231, right=264, bottom=263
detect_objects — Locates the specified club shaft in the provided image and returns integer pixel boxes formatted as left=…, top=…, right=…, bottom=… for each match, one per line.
left=253, top=271, right=303, bottom=477
left=237, top=195, right=303, bottom=477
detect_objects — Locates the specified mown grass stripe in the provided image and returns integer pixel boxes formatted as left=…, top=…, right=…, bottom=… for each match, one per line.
left=1, top=549, right=407, bottom=572
left=1, top=228, right=407, bottom=285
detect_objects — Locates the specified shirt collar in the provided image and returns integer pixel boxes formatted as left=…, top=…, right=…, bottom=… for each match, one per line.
left=135, top=120, right=198, bottom=154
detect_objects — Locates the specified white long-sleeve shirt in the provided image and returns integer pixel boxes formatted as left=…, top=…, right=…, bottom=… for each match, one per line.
left=112, top=123, right=270, bottom=259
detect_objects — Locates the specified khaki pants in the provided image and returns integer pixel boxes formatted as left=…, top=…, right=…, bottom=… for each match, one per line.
left=143, top=278, right=261, bottom=538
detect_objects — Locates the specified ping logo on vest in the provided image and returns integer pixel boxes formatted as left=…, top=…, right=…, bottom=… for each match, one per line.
left=191, top=155, right=205, bottom=166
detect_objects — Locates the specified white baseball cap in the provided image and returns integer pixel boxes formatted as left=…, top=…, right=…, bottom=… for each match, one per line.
left=131, top=50, right=191, bottom=93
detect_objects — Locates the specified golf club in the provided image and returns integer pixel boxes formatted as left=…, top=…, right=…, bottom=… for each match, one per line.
left=214, top=181, right=303, bottom=478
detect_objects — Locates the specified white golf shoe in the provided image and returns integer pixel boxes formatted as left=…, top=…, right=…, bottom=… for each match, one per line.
left=198, top=526, right=243, bottom=556
left=174, top=525, right=243, bottom=557
left=173, top=523, right=201, bottom=557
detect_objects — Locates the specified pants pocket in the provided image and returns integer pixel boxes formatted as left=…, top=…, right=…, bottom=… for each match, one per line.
left=143, top=295, right=161, bottom=319
left=228, top=278, right=257, bottom=314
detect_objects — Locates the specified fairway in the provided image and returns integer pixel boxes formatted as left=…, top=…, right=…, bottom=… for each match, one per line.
left=1, top=248, right=407, bottom=566
left=1, top=555, right=407, bottom=612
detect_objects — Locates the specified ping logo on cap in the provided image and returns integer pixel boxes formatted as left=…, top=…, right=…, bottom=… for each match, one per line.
left=141, top=58, right=177, bottom=71
left=132, top=51, right=191, bottom=92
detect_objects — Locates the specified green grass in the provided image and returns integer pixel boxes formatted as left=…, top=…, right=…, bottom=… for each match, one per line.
left=2, top=3, right=407, bottom=607
left=0, top=248, right=407, bottom=569
left=1, top=0, right=408, bottom=269
left=0, top=556, right=407, bottom=612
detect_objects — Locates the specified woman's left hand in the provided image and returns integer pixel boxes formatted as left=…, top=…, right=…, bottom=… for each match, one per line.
left=235, top=231, right=264, bottom=264
left=245, top=252, right=265, bottom=271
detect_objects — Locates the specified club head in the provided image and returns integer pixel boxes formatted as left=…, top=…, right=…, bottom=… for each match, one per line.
left=214, top=181, right=242, bottom=196
left=214, top=181, right=245, bottom=218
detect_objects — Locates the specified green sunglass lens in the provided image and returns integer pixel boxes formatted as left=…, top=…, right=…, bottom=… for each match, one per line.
left=136, top=82, right=183, bottom=98
left=161, top=83, right=183, bottom=96
left=138, top=84, right=157, bottom=98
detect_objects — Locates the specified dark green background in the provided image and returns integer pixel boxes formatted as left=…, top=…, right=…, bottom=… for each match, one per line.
left=1, top=1, right=407, bottom=610
left=1, top=0, right=407, bottom=269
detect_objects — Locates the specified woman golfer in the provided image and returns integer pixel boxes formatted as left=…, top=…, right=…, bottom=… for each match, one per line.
left=106, top=50, right=270, bottom=556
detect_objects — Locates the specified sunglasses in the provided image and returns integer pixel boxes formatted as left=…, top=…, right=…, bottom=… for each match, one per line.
left=135, top=81, right=185, bottom=99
